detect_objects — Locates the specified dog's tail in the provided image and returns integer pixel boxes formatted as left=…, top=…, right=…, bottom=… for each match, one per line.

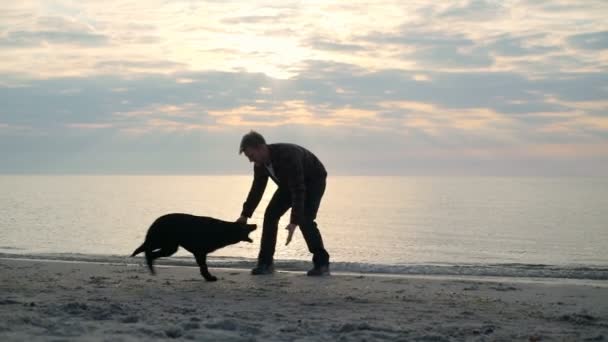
left=131, top=242, right=146, bottom=257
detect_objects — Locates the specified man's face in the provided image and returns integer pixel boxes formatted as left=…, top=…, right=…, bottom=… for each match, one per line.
left=243, top=146, right=266, bottom=165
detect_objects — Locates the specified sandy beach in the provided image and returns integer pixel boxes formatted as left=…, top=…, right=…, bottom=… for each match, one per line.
left=1, top=258, right=607, bottom=341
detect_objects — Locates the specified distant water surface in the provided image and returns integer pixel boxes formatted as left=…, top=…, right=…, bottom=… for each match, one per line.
left=1, top=175, right=607, bottom=277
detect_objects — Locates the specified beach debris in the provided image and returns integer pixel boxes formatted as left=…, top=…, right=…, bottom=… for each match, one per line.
left=182, top=322, right=200, bottom=330
left=121, top=315, right=139, bottom=323
left=205, top=319, right=238, bottom=331
left=165, top=328, right=182, bottom=338
left=559, top=312, right=597, bottom=325
left=339, top=323, right=369, bottom=333
left=490, top=283, right=519, bottom=291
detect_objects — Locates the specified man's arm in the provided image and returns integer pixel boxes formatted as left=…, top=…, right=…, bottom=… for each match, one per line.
left=240, top=164, right=268, bottom=219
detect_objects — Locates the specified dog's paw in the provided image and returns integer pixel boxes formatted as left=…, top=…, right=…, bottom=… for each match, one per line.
left=205, top=276, right=218, bottom=282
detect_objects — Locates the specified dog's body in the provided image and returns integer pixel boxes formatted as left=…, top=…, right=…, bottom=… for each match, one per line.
left=131, top=213, right=256, bottom=281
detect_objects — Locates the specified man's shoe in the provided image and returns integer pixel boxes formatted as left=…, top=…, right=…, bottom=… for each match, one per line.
left=307, top=265, right=330, bottom=276
left=251, top=264, right=274, bottom=275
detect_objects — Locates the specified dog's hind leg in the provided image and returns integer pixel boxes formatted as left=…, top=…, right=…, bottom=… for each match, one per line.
left=145, top=244, right=178, bottom=275
left=144, top=249, right=156, bottom=275
left=194, top=253, right=217, bottom=282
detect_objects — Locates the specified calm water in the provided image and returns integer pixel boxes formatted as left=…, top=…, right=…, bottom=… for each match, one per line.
left=1, top=175, right=607, bottom=278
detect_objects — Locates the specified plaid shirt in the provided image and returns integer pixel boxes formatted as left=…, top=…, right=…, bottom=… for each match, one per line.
left=241, top=143, right=327, bottom=225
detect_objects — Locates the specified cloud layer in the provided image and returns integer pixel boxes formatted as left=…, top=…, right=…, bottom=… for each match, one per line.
left=0, top=0, right=607, bottom=175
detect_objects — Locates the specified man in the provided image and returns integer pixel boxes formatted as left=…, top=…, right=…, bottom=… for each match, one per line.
left=236, top=130, right=330, bottom=276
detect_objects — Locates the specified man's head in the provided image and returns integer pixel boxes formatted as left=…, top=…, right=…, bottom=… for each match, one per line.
left=239, top=130, right=269, bottom=165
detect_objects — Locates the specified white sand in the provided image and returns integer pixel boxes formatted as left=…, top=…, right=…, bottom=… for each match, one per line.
left=1, top=258, right=607, bottom=341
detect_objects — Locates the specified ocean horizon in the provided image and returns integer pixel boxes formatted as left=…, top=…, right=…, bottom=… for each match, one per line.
left=1, top=175, right=607, bottom=280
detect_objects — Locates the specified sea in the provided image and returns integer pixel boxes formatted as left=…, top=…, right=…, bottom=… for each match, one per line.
left=1, top=175, right=607, bottom=281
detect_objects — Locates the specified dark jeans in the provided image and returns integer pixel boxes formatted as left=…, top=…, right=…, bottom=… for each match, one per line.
left=258, top=179, right=330, bottom=268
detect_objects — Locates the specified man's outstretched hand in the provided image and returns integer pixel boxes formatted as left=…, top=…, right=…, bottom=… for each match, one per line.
left=285, top=223, right=297, bottom=245
left=236, top=215, right=248, bottom=224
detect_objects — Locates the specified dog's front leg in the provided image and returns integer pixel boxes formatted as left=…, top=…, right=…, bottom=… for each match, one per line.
left=194, top=253, right=217, bottom=281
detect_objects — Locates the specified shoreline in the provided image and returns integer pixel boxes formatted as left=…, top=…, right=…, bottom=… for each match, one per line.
left=2, top=256, right=608, bottom=289
left=1, top=251, right=607, bottom=282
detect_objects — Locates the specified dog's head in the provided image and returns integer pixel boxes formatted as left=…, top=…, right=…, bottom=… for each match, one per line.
left=240, top=223, right=257, bottom=243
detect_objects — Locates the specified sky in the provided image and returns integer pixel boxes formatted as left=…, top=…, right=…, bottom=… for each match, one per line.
left=1, top=0, right=607, bottom=176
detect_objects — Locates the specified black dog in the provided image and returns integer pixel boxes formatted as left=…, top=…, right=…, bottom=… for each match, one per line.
left=131, top=213, right=256, bottom=281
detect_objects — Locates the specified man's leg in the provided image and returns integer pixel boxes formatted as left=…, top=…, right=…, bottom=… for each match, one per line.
left=299, top=179, right=330, bottom=269
left=257, top=188, right=291, bottom=267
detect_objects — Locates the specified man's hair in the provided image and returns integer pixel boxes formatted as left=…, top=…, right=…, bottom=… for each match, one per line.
left=239, top=130, right=266, bottom=154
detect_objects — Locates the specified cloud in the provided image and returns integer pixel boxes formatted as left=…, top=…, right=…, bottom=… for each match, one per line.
left=221, top=15, right=284, bottom=24
left=0, top=30, right=108, bottom=47
left=307, top=37, right=365, bottom=52
left=364, top=29, right=475, bottom=48
left=409, top=45, right=494, bottom=68
left=95, top=60, right=187, bottom=73
left=66, top=123, right=113, bottom=129
left=567, top=31, right=608, bottom=50
left=361, top=29, right=495, bottom=68
left=437, top=0, right=506, bottom=20
left=524, top=0, right=605, bottom=13
left=290, top=62, right=576, bottom=115
left=485, top=33, right=559, bottom=57
left=1, top=64, right=604, bottom=140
